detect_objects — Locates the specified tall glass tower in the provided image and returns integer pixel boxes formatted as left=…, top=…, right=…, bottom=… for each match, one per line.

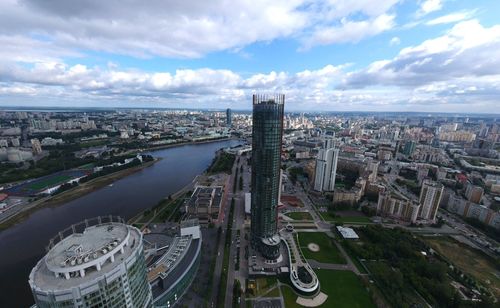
left=226, top=108, right=232, bottom=127
left=250, top=94, right=284, bottom=260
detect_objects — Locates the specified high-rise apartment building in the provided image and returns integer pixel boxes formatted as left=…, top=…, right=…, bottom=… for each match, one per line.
left=29, top=216, right=153, bottom=308
left=366, top=159, right=380, bottom=183
left=31, top=138, right=42, bottom=155
left=377, top=191, right=420, bottom=223
left=313, top=145, right=339, bottom=192
left=250, top=94, right=284, bottom=260
left=418, top=179, right=444, bottom=222
left=465, top=183, right=484, bottom=204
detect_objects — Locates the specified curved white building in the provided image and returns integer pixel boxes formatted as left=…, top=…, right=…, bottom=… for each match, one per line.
left=29, top=216, right=153, bottom=308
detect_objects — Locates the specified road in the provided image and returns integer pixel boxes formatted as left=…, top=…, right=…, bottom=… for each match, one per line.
left=224, top=156, right=249, bottom=308
left=208, top=156, right=239, bottom=308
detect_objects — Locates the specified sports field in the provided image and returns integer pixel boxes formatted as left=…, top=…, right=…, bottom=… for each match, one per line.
left=27, top=175, right=73, bottom=190
left=6, top=170, right=88, bottom=196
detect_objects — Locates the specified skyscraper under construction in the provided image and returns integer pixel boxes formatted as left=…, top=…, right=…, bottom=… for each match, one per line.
left=250, top=94, right=284, bottom=260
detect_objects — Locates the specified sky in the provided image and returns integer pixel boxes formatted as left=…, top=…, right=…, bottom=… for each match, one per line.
left=0, top=0, right=500, bottom=113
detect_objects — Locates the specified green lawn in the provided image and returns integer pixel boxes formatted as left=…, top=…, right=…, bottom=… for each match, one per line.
left=281, top=285, right=302, bottom=308
left=77, top=163, right=95, bottom=170
left=285, top=211, right=313, bottom=220
left=332, top=216, right=371, bottom=224
left=281, top=270, right=376, bottom=308
left=320, top=212, right=371, bottom=224
left=316, top=269, right=376, bottom=308
left=27, top=175, right=73, bottom=190
left=250, top=277, right=280, bottom=297
left=298, top=232, right=346, bottom=264
left=319, top=212, right=337, bottom=221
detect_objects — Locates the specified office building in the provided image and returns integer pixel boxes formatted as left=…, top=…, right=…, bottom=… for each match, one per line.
left=250, top=94, right=284, bottom=260
left=313, top=146, right=339, bottom=192
left=29, top=216, right=153, bottom=308
left=418, top=179, right=444, bottom=222
left=226, top=108, right=232, bottom=127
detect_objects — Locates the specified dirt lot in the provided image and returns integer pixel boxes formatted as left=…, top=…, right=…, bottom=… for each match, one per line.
left=426, top=237, right=500, bottom=298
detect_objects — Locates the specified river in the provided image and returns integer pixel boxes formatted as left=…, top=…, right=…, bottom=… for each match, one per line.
left=0, top=139, right=242, bottom=307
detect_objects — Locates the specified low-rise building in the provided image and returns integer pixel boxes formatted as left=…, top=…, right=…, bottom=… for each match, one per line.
left=185, top=186, right=223, bottom=225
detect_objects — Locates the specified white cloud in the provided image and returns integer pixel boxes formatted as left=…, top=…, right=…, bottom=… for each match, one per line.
left=0, top=2, right=499, bottom=113
left=303, top=14, right=395, bottom=49
left=0, top=0, right=309, bottom=59
left=390, top=37, right=401, bottom=46
left=0, top=0, right=404, bottom=60
left=426, top=11, right=474, bottom=26
left=344, top=20, right=500, bottom=88
left=418, top=0, right=442, bottom=17
left=0, top=0, right=403, bottom=60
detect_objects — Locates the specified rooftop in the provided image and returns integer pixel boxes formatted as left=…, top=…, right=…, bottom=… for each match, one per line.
left=30, top=220, right=142, bottom=292
left=336, top=226, right=360, bottom=239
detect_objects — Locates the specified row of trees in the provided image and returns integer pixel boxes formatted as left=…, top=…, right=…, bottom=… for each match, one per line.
left=343, top=226, right=494, bottom=307
left=207, top=152, right=236, bottom=174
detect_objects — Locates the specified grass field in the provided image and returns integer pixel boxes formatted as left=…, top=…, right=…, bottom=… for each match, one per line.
left=298, top=232, right=346, bottom=264
left=77, top=163, right=95, bottom=170
left=316, top=270, right=376, bottom=308
left=281, top=270, right=376, bottom=308
left=285, top=211, right=313, bottom=220
left=250, top=277, right=280, bottom=298
left=331, top=216, right=371, bottom=224
left=281, top=285, right=302, bottom=308
left=426, top=237, right=500, bottom=298
left=27, top=175, right=73, bottom=190
left=320, top=212, right=371, bottom=224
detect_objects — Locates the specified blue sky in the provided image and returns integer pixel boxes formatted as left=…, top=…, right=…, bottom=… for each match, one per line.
left=0, top=0, right=500, bottom=112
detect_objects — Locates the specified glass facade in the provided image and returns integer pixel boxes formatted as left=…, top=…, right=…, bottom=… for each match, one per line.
left=250, top=94, right=284, bottom=260
left=35, top=249, right=152, bottom=308
left=34, top=248, right=152, bottom=308
left=226, top=108, right=232, bottom=127
left=153, top=247, right=201, bottom=308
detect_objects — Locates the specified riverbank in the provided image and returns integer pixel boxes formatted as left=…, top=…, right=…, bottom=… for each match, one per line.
left=0, top=139, right=244, bottom=308
left=141, top=136, right=243, bottom=152
left=0, top=159, right=159, bottom=230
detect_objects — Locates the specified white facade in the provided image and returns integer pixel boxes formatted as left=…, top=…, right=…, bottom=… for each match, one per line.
left=314, top=147, right=339, bottom=192
left=245, top=192, right=251, bottom=214
left=418, top=179, right=444, bottom=222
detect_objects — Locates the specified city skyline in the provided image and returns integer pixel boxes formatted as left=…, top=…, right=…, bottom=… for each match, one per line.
left=1, top=1, right=500, bottom=112
left=0, top=104, right=498, bottom=306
